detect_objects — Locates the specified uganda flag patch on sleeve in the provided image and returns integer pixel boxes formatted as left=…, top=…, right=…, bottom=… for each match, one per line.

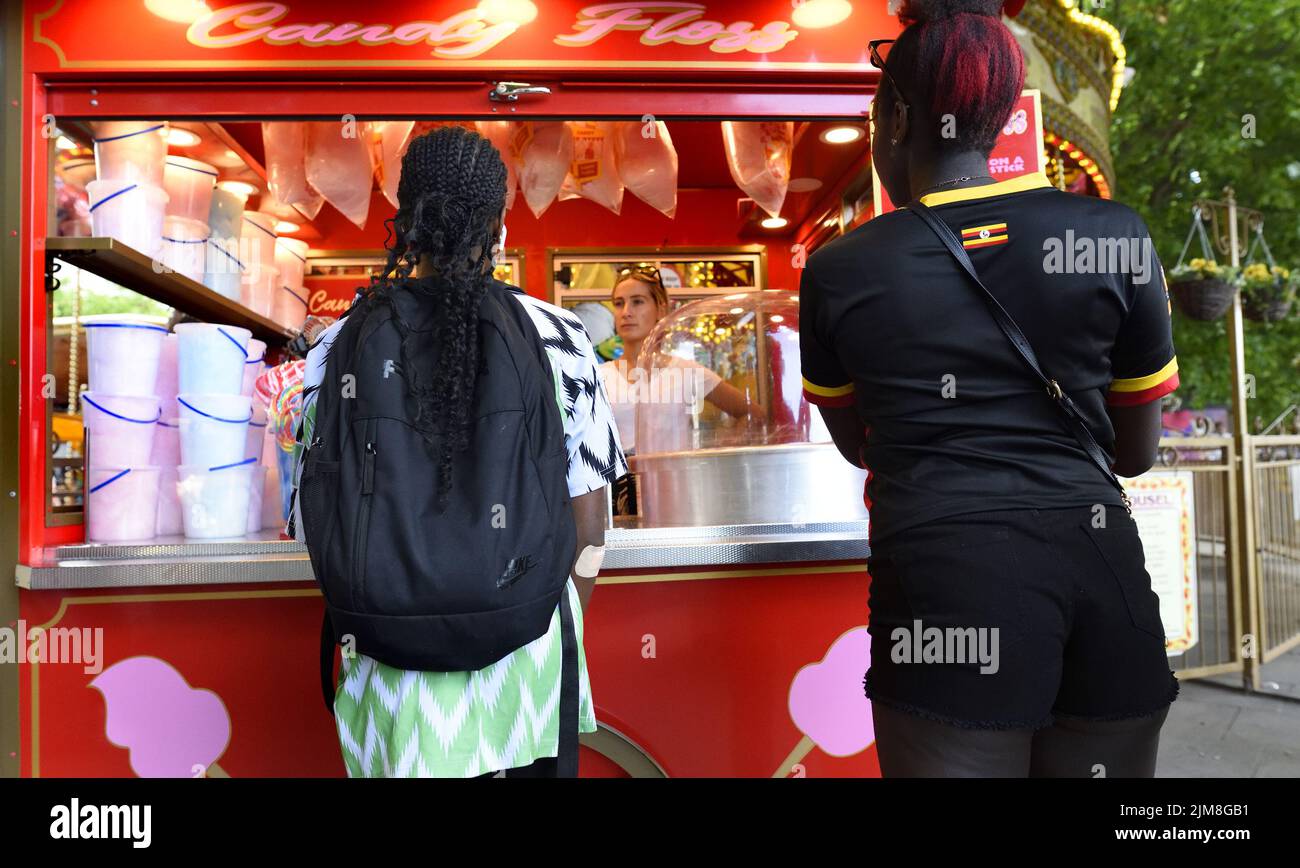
left=961, top=222, right=1009, bottom=249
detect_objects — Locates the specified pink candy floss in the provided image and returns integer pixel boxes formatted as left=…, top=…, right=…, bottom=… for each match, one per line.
left=787, top=627, right=875, bottom=757
left=90, top=656, right=231, bottom=778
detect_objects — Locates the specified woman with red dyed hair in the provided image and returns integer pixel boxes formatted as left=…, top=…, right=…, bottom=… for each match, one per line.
left=799, top=0, right=1179, bottom=776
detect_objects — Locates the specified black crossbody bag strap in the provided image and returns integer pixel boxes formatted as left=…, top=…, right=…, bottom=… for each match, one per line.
left=908, top=200, right=1132, bottom=515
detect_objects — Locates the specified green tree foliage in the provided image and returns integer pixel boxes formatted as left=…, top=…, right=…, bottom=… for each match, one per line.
left=1100, top=0, right=1300, bottom=431
left=51, top=266, right=172, bottom=320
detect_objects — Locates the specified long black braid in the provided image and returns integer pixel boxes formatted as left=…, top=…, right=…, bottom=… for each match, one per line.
left=350, top=126, right=508, bottom=505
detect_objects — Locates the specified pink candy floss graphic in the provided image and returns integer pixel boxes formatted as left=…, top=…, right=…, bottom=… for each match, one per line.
left=785, top=627, right=875, bottom=767
left=90, top=656, right=232, bottom=778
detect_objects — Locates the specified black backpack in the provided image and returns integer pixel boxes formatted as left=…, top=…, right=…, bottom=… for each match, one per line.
left=299, top=278, right=580, bottom=771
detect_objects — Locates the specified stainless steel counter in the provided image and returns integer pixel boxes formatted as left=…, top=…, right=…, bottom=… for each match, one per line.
left=16, top=521, right=870, bottom=590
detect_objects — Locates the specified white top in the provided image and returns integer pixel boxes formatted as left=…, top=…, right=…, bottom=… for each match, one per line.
left=599, top=356, right=722, bottom=454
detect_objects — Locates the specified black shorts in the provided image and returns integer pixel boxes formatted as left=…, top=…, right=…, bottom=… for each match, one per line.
left=865, top=504, right=1180, bottom=730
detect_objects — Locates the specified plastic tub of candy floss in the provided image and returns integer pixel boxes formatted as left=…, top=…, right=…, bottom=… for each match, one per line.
left=87, top=180, right=168, bottom=258
left=159, top=216, right=210, bottom=284
left=86, top=466, right=161, bottom=542
left=242, top=265, right=280, bottom=320
left=274, top=237, right=310, bottom=328
left=177, top=394, right=253, bottom=468
left=155, top=465, right=184, bottom=536
left=241, top=340, right=268, bottom=398
left=174, top=322, right=250, bottom=395
left=149, top=417, right=181, bottom=466
left=204, top=237, right=246, bottom=302
left=84, top=319, right=168, bottom=396
left=59, top=159, right=97, bottom=192
left=162, top=156, right=218, bottom=223
left=80, top=393, right=160, bottom=473
left=246, top=464, right=269, bottom=533
left=262, top=455, right=286, bottom=529
left=244, top=403, right=269, bottom=458
left=207, top=187, right=245, bottom=241
left=91, top=121, right=168, bottom=186
left=153, top=333, right=179, bottom=411
left=178, top=458, right=257, bottom=539
left=240, top=211, right=278, bottom=270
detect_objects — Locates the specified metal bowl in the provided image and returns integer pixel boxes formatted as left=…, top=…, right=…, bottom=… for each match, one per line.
left=630, top=442, right=869, bottom=528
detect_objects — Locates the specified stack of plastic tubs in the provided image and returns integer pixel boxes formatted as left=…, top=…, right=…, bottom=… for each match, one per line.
left=174, top=323, right=256, bottom=538
left=81, top=319, right=167, bottom=541
left=274, top=238, right=310, bottom=331
left=160, top=156, right=217, bottom=283
left=204, top=188, right=247, bottom=302
left=240, top=212, right=280, bottom=318
left=88, top=122, right=169, bottom=257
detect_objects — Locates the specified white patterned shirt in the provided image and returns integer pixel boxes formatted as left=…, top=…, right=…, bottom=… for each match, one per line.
left=292, top=285, right=626, bottom=777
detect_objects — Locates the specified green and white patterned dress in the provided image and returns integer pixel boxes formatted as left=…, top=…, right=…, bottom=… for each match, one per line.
left=291, top=287, right=627, bottom=777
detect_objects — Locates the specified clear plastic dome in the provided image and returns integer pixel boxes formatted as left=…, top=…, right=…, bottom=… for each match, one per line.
left=630, top=289, right=830, bottom=456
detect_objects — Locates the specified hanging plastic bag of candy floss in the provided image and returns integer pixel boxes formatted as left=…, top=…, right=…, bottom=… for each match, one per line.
left=474, top=121, right=518, bottom=211
left=559, top=121, right=623, bottom=215
left=253, top=358, right=308, bottom=522
left=721, top=121, right=793, bottom=219
left=261, top=122, right=325, bottom=219
left=513, top=121, right=573, bottom=219
left=616, top=118, right=679, bottom=219
left=374, top=122, right=416, bottom=210
left=304, top=119, right=375, bottom=229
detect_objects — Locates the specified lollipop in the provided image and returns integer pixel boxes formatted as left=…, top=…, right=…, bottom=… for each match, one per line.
left=254, top=360, right=306, bottom=453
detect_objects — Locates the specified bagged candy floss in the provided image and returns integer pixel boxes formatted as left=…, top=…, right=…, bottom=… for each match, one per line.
left=305, top=120, right=375, bottom=229
left=476, top=121, right=521, bottom=211
left=617, top=119, right=679, bottom=218
left=721, top=121, right=793, bottom=219
left=560, top=122, right=623, bottom=215
left=261, top=122, right=319, bottom=207
left=512, top=122, right=573, bottom=219
left=374, top=122, right=415, bottom=210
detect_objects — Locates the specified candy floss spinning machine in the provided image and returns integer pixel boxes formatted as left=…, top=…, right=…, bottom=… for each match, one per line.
left=629, top=290, right=869, bottom=528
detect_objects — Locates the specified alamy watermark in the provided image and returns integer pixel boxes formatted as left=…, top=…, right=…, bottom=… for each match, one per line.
left=0, top=621, right=104, bottom=675
left=890, top=619, right=1000, bottom=674
left=1042, top=232, right=1158, bottom=285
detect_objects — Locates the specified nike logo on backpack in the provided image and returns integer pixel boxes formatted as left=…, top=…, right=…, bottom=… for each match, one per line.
left=496, top=555, right=537, bottom=589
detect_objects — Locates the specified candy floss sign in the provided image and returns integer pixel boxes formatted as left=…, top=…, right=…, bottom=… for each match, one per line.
left=29, top=1, right=898, bottom=72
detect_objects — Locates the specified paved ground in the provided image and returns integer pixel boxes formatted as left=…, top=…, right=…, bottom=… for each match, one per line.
left=1158, top=646, right=1300, bottom=777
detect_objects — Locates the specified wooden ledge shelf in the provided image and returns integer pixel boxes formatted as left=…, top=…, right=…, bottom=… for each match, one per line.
left=46, top=236, right=295, bottom=345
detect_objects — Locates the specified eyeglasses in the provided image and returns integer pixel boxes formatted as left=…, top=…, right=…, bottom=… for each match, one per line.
left=869, top=38, right=910, bottom=117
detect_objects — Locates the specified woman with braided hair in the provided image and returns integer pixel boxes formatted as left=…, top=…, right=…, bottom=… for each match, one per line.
left=292, top=126, right=627, bottom=777
left=800, top=0, right=1179, bottom=775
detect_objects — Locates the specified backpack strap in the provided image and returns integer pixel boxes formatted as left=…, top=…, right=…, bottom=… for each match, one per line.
left=908, top=199, right=1133, bottom=514
left=556, top=590, right=580, bottom=778
left=320, top=608, right=336, bottom=714
left=489, top=281, right=582, bottom=777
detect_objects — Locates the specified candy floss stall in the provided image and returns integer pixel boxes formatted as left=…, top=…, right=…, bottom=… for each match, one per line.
left=1, top=1, right=1111, bottom=778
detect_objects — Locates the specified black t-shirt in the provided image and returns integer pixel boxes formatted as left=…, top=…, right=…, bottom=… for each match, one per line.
left=799, top=173, right=1178, bottom=545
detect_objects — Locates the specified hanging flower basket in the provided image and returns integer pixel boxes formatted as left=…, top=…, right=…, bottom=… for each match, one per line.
left=1240, top=264, right=1294, bottom=322
left=1169, top=259, right=1239, bottom=321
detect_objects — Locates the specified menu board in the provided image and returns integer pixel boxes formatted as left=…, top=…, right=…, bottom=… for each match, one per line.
left=1120, top=472, right=1199, bottom=655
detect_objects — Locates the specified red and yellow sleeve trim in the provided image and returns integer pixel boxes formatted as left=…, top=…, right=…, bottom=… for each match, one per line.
left=1107, top=357, right=1179, bottom=406
left=802, top=376, right=855, bottom=408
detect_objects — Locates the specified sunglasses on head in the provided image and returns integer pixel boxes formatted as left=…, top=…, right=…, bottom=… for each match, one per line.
left=619, top=263, right=664, bottom=286
left=869, top=38, right=911, bottom=118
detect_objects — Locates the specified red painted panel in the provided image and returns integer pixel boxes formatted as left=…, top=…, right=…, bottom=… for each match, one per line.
left=18, top=566, right=878, bottom=778
left=27, top=1, right=899, bottom=78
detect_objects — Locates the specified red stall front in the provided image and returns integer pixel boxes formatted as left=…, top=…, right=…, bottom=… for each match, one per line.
left=2, top=0, right=1045, bottom=777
